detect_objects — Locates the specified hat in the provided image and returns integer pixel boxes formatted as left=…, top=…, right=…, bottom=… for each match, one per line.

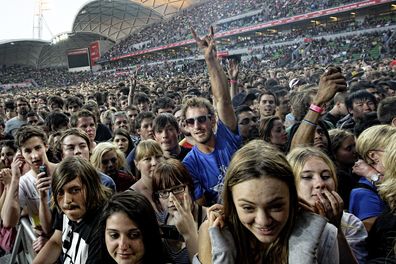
left=232, top=91, right=258, bottom=108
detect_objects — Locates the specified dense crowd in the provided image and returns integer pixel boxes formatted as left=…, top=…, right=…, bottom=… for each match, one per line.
left=102, top=0, right=361, bottom=60
left=0, top=1, right=396, bottom=264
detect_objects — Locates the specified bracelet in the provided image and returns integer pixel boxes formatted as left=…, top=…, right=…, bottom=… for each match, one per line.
left=309, top=104, right=324, bottom=114
left=302, top=119, right=317, bottom=127
left=229, top=80, right=237, bottom=84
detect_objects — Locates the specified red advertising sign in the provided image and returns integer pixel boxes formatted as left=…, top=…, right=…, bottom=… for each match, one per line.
left=89, top=41, right=100, bottom=66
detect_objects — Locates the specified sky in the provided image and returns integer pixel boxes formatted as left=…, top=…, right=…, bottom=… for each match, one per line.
left=0, top=0, right=90, bottom=42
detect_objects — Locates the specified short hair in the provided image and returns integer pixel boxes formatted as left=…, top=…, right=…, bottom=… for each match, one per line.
left=48, top=96, right=64, bottom=108
left=26, top=111, right=39, bottom=119
left=70, top=109, right=97, bottom=127
left=152, top=97, right=175, bottom=114
left=152, top=113, right=179, bottom=133
left=98, top=191, right=167, bottom=263
left=134, top=92, right=150, bottom=104
left=52, top=156, right=111, bottom=213
left=152, top=158, right=194, bottom=211
left=356, top=125, right=396, bottom=165
left=345, top=90, right=376, bottom=111
left=135, top=139, right=163, bottom=162
left=135, top=111, right=155, bottom=130
left=235, top=105, right=253, bottom=120
left=287, top=147, right=338, bottom=190
left=14, top=126, right=48, bottom=148
left=377, top=96, right=396, bottom=124
left=111, top=111, right=128, bottom=125
left=180, top=97, right=215, bottom=119
left=125, top=105, right=138, bottom=112
left=328, top=129, right=354, bottom=155
left=0, top=140, right=17, bottom=153
left=45, top=112, right=69, bottom=132
left=90, top=142, right=127, bottom=171
left=259, top=91, right=279, bottom=106
left=65, top=96, right=83, bottom=109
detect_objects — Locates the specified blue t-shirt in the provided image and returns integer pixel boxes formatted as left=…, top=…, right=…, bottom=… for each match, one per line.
left=182, top=120, right=241, bottom=206
left=349, top=178, right=385, bottom=220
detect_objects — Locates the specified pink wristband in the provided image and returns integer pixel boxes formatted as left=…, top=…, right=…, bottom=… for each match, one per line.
left=229, top=80, right=237, bottom=84
left=309, top=104, right=324, bottom=114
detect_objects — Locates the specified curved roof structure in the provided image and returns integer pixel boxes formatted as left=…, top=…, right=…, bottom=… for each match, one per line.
left=0, top=40, right=49, bottom=68
left=72, top=0, right=164, bottom=42
left=1, top=0, right=201, bottom=69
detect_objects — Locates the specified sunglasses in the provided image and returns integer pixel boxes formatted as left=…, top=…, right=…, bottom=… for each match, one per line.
left=102, top=157, right=117, bottom=165
left=239, top=116, right=258, bottom=125
left=157, top=185, right=186, bottom=199
left=185, top=115, right=211, bottom=126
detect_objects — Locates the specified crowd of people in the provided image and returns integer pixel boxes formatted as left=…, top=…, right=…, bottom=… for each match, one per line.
left=0, top=2, right=396, bottom=264
left=101, top=0, right=361, bottom=60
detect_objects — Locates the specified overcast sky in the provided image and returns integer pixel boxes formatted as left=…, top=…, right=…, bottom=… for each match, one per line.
left=0, top=0, right=89, bottom=42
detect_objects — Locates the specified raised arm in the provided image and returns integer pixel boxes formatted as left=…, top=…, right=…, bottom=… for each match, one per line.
left=128, top=75, right=137, bottom=106
left=227, top=59, right=239, bottom=99
left=192, top=27, right=237, bottom=132
left=290, top=67, right=347, bottom=150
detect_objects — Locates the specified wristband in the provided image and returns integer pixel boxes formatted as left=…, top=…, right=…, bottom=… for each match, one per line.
left=309, top=104, right=324, bottom=114
left=302, top=119, right=317, bottom=127
left=229, top=80, right=237, bottom=84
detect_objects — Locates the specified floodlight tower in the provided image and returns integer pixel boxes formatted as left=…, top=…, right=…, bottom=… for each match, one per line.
left=33, top=0, right=50, bottom=39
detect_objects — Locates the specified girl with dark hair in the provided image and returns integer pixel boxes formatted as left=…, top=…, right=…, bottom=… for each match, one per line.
left=197, top=140, right=339, bottom=264
left=259, top=116, right=288, bottom=152
left=99, top=190, right=169, bottom=264
left=152, top=158, right=206, bottom=263
left=112, top=128, right=134, bottom=157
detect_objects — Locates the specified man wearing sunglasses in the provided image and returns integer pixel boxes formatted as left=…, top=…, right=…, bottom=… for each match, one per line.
left=181, top=27, right=242, bottom=206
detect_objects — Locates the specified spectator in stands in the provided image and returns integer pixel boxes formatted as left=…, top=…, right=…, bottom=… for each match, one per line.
left=174, top=107, right=195, bottom=149
left=26, top=112, right=41, bottom=126
left=83, top=100, right=113, bottom=143
left=98, top=191, right=168, bottom=264
left=29, top=97, right=39, bottom=112
left=4, top=100, right=17, bottom=121
left=322, top=92, right=348, bottom=127
left=111, top=111, right=130, bottom=134
left=90, top=142, right=135, bottom=192
left=182, top=28, right=241, bottom=207
left=106, top=93, right=118, bottom=108
left=125, top=105, right=139, bottom=137
left=134, top=93, right=150, bottom=112
left=152, top=97, right=175, bottom=115
left=235, top=105, right=259, bottom=145
left=377, top=96, right=396, bottom=126
left=33, top=156, right=111, bottom=264
left=153, top=113, right=190, bottom=160
left=5, top=97, right=30, bottom=136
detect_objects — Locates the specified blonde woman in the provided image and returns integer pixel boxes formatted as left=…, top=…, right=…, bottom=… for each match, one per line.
left=287, top=147, right=367, bottom=264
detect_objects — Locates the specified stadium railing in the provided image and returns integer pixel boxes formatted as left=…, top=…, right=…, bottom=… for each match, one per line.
left=8, top=217, right=37, bottom=264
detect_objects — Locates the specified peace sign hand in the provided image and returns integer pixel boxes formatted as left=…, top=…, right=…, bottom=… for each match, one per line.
left=170, top=193, right=197, bottom=238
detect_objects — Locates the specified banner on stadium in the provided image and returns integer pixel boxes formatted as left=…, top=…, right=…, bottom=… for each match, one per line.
left=89, top=41, right=100, bottom=66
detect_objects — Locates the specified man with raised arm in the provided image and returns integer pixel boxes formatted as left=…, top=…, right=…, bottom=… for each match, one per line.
left=182, top=27, right=241, bottom=206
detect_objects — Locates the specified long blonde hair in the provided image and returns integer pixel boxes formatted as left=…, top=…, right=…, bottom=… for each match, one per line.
left=379, top=133, right=396, bottom=212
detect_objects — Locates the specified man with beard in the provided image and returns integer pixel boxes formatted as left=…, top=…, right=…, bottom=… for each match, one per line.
left=182, top=28, right=242, bottom=206
left=5, top=97, right=30, bottom=137
left=235, top=105, right=259, bottom=144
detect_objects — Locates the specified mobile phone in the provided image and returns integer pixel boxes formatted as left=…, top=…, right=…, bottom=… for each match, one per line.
left=160, top=225, right=184, bottom=241
left=39, top=165, right=47, bottom=176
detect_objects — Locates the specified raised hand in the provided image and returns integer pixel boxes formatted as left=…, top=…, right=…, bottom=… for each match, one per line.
left=314, top=67, right=347, bottom=106
left=11, top=151, right=25, bottom=180
left=191, top=26, right=217, bottom=60
left=35, top=171, right=52, bottom=199
left=227, top=59, right=239, bottom=81
left=0, top=168, right=12, bottom=186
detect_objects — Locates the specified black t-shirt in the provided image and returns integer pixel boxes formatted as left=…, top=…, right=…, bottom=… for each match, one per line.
left=54, top=209, right=102, bottom=264
left=95, top=123, right=112, bottom=142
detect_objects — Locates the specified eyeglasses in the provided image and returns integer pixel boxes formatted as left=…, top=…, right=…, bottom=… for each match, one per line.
left=185, top=115, right=211, bottom=126
left=157, top=185, right=186, bottom=199
left=102, top=157, right=117, bottom=165
left=239, top=116, right=258, bottom=125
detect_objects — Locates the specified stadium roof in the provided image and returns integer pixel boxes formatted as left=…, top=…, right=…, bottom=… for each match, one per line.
left=72, top=0, right=200, bottom=42
left=0, top=0, right=199, bottom=68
